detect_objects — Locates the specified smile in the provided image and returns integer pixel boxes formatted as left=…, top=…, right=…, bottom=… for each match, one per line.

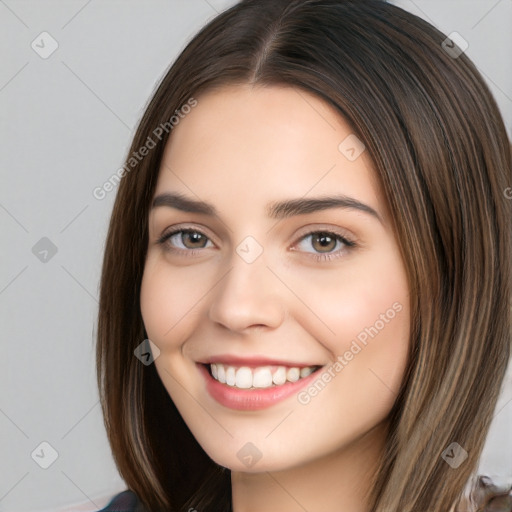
left=208, top=363, right=321, bottom=389
left=198, top=361, right=324, bottom=410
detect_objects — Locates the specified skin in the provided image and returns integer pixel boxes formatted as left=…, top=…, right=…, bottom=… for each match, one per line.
left=140, top=84, right=411, bottom=512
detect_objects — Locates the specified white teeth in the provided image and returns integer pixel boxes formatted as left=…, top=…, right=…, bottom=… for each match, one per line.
left=209, top=363, right=318, bottom=389
left=300, top=367, right=313, bottom=378
left=272, top=366, right=287, bottom=386
left=286, top=367, right=300, bottom=382
left=235, top=367, right=252, bottom=389
left=216, top=364, right=226, bottom=384
left=226, top=366, right=236, bottom=386
left=252, top=367, right=273, bottom=388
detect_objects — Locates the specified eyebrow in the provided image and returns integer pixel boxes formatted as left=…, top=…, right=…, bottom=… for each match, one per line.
left=151, top=192, right=382, bottom=222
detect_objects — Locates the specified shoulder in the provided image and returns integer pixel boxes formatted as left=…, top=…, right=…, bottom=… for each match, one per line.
left=97, top=490, right=142, bottom=512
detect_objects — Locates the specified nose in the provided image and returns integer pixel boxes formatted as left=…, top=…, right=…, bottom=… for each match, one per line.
left=208, top=252, right=286, bottom=333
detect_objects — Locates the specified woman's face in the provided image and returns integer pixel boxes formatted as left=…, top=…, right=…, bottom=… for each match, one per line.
left=140, top=84, right=410, bottom=473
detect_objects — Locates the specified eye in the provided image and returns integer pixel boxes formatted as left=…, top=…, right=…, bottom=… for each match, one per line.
left=292, top=230, right=356, bottom=262
left=157, top=228, right=214, bottom=253
left=157, top=226, right=356, bottom=262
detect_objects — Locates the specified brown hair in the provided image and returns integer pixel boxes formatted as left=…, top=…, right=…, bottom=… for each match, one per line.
left=96, top=1, right=512, bottom=510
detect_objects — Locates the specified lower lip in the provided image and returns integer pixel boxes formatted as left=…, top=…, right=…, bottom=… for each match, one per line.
left=198, top=363, right=322, bottom=411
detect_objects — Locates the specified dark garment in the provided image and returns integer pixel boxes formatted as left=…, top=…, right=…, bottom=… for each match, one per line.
left=98, top=490, right=143, bottom=512
left=101, top=477, right=512, bottom=512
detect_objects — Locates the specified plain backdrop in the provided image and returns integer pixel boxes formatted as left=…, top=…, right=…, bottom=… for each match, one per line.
left=1, top=1, right=511, bottom=510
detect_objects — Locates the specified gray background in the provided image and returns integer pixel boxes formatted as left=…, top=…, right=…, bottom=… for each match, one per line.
left=1, top=1, right=511, bottom=510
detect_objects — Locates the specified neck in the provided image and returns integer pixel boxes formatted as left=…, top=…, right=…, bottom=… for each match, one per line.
left=231, top=421, right=388, bottom=512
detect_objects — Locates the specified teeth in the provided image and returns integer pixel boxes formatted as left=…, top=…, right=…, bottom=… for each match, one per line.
left=235, top=367, right=252, bottom=389
left=217, top=364, right=226, bottom=384
left=209, top=363, right=318, bottom=389
left=300, top=367, right=313, bottom=378
left=226, top=366, right=236, bottom=386
left=272, top=366, right=287, bottom=386
left=252, top=367, right=273, bottom=388
left=287, top=367, right=300, bottom=382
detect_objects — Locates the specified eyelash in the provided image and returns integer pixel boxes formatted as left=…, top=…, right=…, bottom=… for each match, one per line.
left=156, top=226, right=356, bottom=262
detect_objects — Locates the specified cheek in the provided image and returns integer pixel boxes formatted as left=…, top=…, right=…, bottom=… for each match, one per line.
left=291, top=257, right=410, bottom=446
left=281, top=246, right=410, bottom=360
left=139, top=257, right=206, bottom=346
left=283, top=243, right=410, bottom=422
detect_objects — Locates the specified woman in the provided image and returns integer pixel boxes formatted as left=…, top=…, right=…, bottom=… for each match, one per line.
left=96, top=0, right=512, bottom=510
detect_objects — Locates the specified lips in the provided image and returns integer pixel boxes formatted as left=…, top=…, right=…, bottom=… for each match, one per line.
left=197, top=356, right=324, bottom=410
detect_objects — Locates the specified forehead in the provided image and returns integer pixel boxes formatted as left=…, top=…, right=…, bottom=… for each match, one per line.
left=155, top=84, right=383, bottom=218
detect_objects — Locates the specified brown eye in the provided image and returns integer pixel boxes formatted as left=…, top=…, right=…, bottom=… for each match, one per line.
left=180, top=230, right=209, bottom=249
left=310, top=232, right=338, bottom=253
left=158, top=228, right=214, bottom=252
left=293, top=230, right=356, bottom=262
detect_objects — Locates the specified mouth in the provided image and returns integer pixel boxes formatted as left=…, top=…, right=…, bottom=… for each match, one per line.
left=203, top=362, right=323, bottom=389
left=197, top=359, right=325, bottom=411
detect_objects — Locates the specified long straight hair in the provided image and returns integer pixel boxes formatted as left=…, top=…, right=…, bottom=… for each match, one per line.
left=96, top=1, right=512, bottom=510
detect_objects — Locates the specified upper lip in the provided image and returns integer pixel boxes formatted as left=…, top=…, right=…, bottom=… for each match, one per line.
left=199, top=355, right=322, bottom=368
